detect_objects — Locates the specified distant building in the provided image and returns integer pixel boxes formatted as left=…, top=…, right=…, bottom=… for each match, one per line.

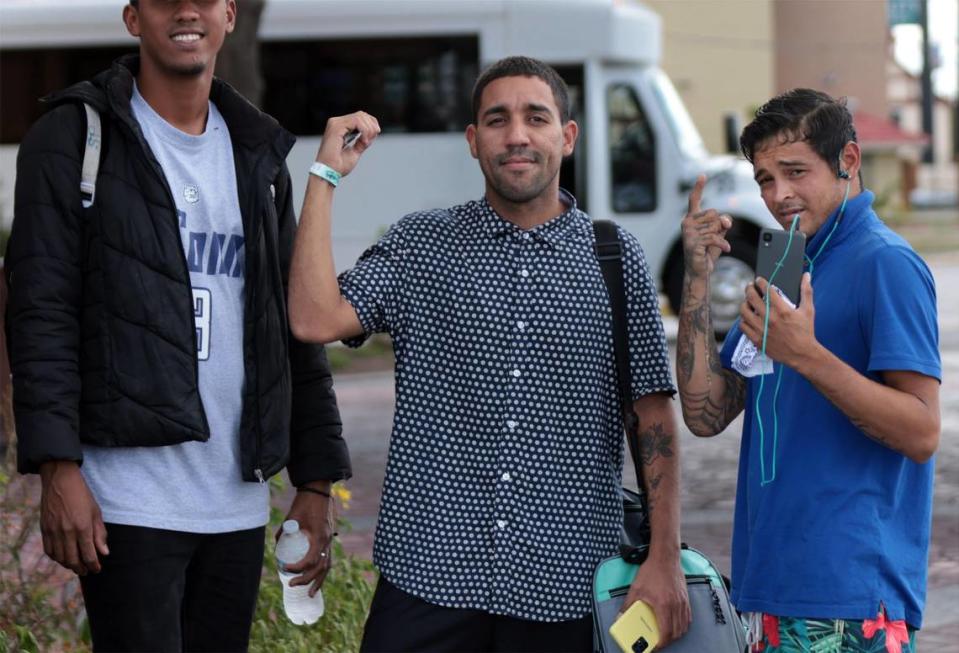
left=887, top=56, right=958, bottom=206
left=773, top=0, right=890, bottom=118
left=643, top=0, right=775, bottom=155
left=852, top=110, right=928, bottom=208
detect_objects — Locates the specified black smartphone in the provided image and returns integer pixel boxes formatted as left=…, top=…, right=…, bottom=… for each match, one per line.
left=755, top=228, right=806, bottom=305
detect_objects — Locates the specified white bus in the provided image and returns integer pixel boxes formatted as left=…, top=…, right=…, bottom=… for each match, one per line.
left=0, top=0, right=777, bottom=330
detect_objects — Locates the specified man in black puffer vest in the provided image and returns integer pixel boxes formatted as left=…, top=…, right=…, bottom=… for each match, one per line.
left=4, top=1, right=350, bottom=650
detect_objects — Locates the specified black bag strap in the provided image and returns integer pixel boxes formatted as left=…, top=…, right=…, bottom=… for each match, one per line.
left=592, top=220, right=645, bottom=492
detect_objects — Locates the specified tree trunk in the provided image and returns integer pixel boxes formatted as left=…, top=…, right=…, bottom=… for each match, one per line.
left=215, top=0, right=266, bottom=108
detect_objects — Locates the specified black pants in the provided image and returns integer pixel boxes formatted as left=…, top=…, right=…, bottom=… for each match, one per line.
left=360, top=576, right=593, bottom=653
left=79, top=523, right=265, bottom=653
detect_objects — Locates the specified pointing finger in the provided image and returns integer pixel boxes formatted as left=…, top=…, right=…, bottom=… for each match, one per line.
left=687, top=174, right=706, bottom=215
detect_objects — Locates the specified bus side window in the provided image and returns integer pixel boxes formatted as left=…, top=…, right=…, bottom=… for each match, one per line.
left=260, top=37, right=478, bottom=136
left=607, top=84, right=656, bottom=214
left=1, top=46, right=133, bottom=144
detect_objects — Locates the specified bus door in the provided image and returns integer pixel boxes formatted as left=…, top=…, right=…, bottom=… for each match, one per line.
left=553, top=64, right=587, bottom=212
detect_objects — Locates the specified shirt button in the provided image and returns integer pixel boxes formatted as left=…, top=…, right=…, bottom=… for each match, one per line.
left=502, top=472, right=512, bottom=482
left=496, top=519, right=507, bottom=529
left=506, top=420, right=517, bottom=430
left=511, top=369, right=521, bottom=378
left=516, top=321, right=526, bottom=330
left=519, top=269, right=529, bottom=278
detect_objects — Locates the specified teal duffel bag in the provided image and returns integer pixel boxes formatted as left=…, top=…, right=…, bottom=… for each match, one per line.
left=591, top=544, right=747, bottom=653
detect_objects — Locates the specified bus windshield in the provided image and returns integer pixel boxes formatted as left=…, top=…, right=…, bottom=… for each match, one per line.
left=649, top=70, right=708, bottom=161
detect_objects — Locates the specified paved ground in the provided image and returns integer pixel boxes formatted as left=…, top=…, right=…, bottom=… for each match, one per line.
left=331, top=253, right=959, bottom=651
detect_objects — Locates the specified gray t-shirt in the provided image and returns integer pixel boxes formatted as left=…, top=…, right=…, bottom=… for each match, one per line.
left=81, top=83, right=269, bottom=533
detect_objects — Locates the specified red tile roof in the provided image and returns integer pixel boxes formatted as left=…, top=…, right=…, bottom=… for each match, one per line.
left=853, top=111, right=928, bottom=149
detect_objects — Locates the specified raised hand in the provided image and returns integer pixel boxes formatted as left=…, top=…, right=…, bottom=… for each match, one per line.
left=313, top=111, right=381, bottom=179
left=680, top=175, right=732, bottom=279
left=740, top=273, right=817, bottom=368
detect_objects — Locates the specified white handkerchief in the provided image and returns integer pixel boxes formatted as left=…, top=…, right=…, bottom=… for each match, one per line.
left=731, top=285, right=796, bottom=377
left=732, top=335, right=772, bottom=377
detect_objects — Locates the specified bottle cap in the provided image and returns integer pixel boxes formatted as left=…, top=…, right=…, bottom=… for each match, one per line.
left=282, top=520, right=300, bottom=534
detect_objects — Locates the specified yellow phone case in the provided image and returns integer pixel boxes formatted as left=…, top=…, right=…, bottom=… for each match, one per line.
left=608, top=599, right=661, bottom=653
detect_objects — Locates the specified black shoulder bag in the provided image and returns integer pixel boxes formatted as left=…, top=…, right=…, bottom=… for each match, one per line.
left=590, top=221, right=747, bottom=653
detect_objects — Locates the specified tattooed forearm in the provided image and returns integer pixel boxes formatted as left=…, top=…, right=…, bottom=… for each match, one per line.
left=676, top=277, right=707, bottom=385
left=677, top=269, right=746, bottom=435
left=645, top=472, right=664, bottom=514
left=639, top=422, right=674, bottom=465
left=676, top=301, right=710, bottom=382
left=679, top=389, right=725, bottom=433
left=680, top=371, right=745, bottom=435
left=723, top=371, right=746, bottom=418
left=849, top=417, right=912, bottom=457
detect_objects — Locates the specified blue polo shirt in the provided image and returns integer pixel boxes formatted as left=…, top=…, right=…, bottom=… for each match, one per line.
left=720, top=190, right=940, bottom=627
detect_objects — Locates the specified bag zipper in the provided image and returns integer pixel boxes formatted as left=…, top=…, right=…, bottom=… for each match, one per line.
left=608, top=574, right=715, bottom=599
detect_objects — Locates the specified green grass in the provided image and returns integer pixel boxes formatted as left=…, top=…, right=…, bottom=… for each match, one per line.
left=887, top=208, right=959, bottom=255
left=325, top=334, right=394, bottom=374
left=249, top=477, right=375, bottom=653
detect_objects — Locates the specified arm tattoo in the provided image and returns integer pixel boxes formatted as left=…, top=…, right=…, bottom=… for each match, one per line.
left=722, top=371, right=747, bottom=419
left=639, top=422, right=674, bottom=465
left=849, top=416, right=912, bottom=456
left=677, top=273, right=746, bottom=433
left=677, top=302, right=709, bottom=383
left=645, top=472, right=664, bottom=514
left=681, top=371, right=746, bottom=434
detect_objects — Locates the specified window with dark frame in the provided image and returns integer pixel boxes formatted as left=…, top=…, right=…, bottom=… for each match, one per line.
left=260, top=36, right=479, bottom=135
left=0, top=35, right=479, bottom=144
left=1, top=46, right=134, bottom=144
left=607, top=83, right=656, bottom=214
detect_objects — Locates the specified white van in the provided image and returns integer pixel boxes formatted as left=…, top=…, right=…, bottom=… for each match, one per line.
left=0, top=0, right=777, bottom=330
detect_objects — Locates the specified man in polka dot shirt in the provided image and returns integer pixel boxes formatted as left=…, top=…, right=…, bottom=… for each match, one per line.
left=289, top=56, right=690, bottom=652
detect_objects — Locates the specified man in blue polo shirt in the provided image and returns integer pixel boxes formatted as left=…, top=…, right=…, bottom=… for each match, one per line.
left=675, top=89, right=940, bottom=652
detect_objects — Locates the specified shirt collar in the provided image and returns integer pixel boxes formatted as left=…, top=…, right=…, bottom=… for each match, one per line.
left=805, top=189, right=875, bottom=258
left=478, top=188, right=584, bottom=247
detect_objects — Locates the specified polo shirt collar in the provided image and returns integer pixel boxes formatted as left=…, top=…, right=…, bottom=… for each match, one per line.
left=806, top=189, right=875, bottom=258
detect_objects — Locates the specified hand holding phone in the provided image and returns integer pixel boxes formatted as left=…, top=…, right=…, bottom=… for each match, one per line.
left=755, top=228, right=806, bottom=306
left=610, top=600, right=660, bottom=653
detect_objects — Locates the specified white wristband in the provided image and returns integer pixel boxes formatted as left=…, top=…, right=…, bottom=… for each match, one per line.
left=309, top=162, right=341, bottom=188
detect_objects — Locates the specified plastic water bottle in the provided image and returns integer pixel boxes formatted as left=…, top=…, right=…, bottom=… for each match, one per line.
left=275, top=519, right=325, bottom=625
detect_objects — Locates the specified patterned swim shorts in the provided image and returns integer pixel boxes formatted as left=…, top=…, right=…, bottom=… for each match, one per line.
left=751, top=611, right=917, bottom=653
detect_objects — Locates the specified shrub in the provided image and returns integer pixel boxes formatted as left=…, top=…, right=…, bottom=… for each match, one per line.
left=0, top=452, right=374, bottom=652
left=251, top=477, right=376, bottom=652
left=0, top=455, right=89, bottom=652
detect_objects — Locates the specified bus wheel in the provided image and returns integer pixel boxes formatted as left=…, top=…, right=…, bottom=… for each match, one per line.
left=665, top=235, right=757, bottom=338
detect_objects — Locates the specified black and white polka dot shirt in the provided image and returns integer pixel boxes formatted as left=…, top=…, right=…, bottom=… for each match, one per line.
left=338, top=193, right=674, bottom=621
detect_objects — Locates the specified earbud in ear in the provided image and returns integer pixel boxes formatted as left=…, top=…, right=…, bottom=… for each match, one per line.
left=838, top=170, right=850, bottom=179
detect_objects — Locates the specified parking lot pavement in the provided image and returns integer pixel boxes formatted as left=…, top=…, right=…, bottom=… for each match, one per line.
left=332, top=257, right=959, bottom=649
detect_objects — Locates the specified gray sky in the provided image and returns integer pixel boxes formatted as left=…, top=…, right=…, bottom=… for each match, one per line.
left=893, top=0, right=958, bottom=99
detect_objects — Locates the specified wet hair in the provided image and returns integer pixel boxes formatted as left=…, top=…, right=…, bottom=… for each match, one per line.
left=740, top=88, right=857, bottom=174
left=471, top=56, right=571, bottom=123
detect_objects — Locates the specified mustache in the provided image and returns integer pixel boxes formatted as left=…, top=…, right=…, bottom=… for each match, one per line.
left=495, top=148, right=542, bottom=165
